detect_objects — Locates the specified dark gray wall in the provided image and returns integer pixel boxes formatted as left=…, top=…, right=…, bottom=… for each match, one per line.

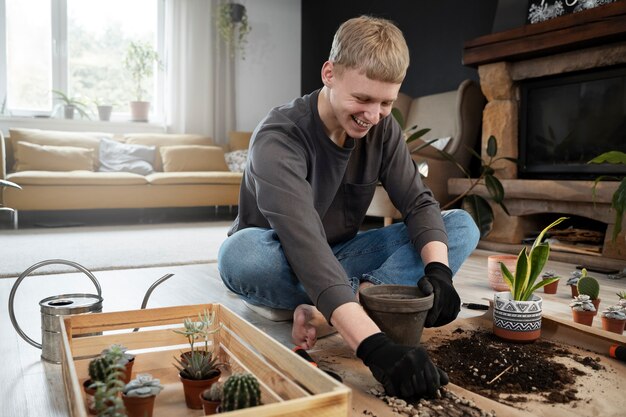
left=301, top=0, right=499, bottom=98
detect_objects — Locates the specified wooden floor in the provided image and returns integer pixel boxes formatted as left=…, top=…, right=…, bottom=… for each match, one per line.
left=1, top=247, right=624, bottom=417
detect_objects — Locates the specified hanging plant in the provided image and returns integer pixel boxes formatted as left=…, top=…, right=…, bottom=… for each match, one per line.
left=217, top=2, right=252, bottom=59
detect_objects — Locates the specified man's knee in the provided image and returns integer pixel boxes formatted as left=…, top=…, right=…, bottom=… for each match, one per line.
left=444, top=209, right=480, bottom=251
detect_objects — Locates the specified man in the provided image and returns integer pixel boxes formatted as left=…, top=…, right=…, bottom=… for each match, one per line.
left=218, top=16, right=479, bottom=399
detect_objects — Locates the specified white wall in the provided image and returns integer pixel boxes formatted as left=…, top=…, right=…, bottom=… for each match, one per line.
left=235, top=0, right=301, bottom=131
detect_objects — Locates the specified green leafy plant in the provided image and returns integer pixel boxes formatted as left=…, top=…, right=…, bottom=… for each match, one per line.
left=89, top=346, right=126, bottom=417
left=221, top=373, right=261, bottom=412
left=173, top=349, right=221, bottom=380
left=217, top=2, right=252, bottom=59
left=616, top=290, right=626, bottom=300
left=123, top=373, right=164, bottom=398
left=172, top=309, right=222, bottom=380
left=123, top=41, right=160, bottom=101
left=588, top=151, right=626, bottom=241
left=577, top=271, right=600, bottom=300
left=500, top=217, right=568, bottom=301
left=52, top=90, right=91, bottom=119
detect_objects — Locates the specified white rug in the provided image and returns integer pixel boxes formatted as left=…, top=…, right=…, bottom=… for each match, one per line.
left=0, top=221, right=232, bottom=278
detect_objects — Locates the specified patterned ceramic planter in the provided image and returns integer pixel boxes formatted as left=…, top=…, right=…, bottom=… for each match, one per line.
left=493, top=291, right=543, bottom=343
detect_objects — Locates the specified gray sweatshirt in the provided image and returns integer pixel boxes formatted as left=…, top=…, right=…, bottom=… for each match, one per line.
left=228, top=90, right=447, bottom=321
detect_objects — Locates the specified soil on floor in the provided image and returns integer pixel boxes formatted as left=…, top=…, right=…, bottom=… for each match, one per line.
left=427, top=328, right=604, bottom=406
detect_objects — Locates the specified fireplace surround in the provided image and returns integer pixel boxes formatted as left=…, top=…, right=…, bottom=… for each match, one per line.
left=450, top=1, right=626, bottom=267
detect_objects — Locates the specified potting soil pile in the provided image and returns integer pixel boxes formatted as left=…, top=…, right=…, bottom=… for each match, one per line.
left=428, top=328, right=601, bottom=405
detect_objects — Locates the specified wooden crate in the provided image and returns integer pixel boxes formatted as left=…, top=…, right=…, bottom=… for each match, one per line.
left=61, top=303, right=351, bottom=417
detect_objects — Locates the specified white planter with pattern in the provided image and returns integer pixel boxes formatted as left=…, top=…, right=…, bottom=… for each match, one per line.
left=493, top=291, right=543, bottom=343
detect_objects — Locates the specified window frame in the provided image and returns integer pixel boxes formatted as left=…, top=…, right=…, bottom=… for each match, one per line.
left=0, top=0, right=165, bottom=123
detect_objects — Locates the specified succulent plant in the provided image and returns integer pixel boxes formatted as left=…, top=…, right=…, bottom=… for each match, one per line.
left=174, top=350, right=221, bottom=381
left=577, top=271, right=600, bottom=300
left=123, top=373, right=164, bottom=398
left=221, top=372, right=261, bottom=412
left=88, top=345, right=125, bottom=384
left=101, top=344, right=134, bottom=366
left=616, top=291, right=626, bottom=300
left=202, top=382, right=224, bottom=402
left=541, top=270, right=559, bottom=280
left=570, top=294, right=596, bottom=312
left=173, top=309, right=221, bottom=354
left=566, top=270, right=583, bottom=286
left=89, top=346, right=127, bottom=417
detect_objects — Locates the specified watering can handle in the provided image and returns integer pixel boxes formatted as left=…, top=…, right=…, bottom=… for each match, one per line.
left=8, top=259, right=102, bottom=350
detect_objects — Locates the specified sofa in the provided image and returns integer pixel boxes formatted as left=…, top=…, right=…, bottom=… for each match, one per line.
left=366, top=79, right=486, bottom=225
left=0, top=128, right=251, bottom=227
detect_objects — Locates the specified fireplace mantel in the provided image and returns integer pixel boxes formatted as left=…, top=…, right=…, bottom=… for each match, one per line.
left=454, top=1, right=626, bottom=267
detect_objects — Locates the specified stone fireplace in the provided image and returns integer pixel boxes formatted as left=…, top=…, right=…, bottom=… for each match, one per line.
left=449, top=1, right=626, bottom=268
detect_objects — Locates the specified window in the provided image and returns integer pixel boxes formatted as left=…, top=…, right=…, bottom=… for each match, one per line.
left=0, top=0, right=163, bottom=120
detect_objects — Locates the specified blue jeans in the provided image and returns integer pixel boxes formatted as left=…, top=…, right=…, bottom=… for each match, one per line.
left=218, top=209, right=479, bottom=310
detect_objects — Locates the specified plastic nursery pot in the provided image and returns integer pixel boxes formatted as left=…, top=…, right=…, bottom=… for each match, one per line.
left=122, top=394, right=157, bottom=417
left=542, top=278, right=559, bottom=294
left=359, top=284, right=434, bottom=347
left=180, top=372, right=221, bottom=409
left=572, top=309, right=595, bottom=326
left=601, top=316, right=626, bottom=334
left=487, top=255, right=517, bottom=292
left=200, top=392, right=220, bottom=415
left=493, top=291, right=543, bottom=343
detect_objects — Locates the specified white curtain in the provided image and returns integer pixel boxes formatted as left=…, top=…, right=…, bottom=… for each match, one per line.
left=164, top=0, right=235, bottom=145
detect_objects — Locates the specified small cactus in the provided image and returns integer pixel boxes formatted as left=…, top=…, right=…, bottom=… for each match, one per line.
left=221, top=373, right=261, bottom=411
left=123, top=373, right=164, bottom=398
left=577, top=271, right=600, bottom=300
left=202, top=382, right=223, bottom=402
left=88, top=356, right=115, bottom=383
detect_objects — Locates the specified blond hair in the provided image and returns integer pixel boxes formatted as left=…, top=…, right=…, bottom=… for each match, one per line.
left=328, top=16, right=409, bottom=83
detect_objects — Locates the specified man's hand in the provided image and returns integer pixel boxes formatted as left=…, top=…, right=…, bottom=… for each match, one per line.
left=357, top=332, right=448, bottom=399
left=418, top=262, right=460, bottom=327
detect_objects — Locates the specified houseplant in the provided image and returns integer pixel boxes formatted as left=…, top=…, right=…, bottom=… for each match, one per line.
left=88, top=346, right=126, bottom=416
left=217, top=2, right=252, bottom=59
left=493, top=216, right=567, bottom=342
left=588, top=150, right=626, bottom=241
left=541, top=270, right=560, bottom=294
left=566, top=270, right=583, bottom=297
left=173, top=310, right=222, bottom=409
left=101, top=344, right=135, bottom=384
left=569, top=294, right=597, bottom=326
left=200, top=381, right=223, bottom=415
left=123, top=40, right=160, bottom=122
left=121, top=373, right=164, bottom=417
left=220, top=373, right=261, bottom=412
left=600, top=304, right=626, bottom=334
left=52, top=90, right=91, bottom=120
left=577, top=271, right=601, bottom=312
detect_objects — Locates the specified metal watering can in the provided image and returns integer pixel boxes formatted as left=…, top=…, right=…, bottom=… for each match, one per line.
left=8, top=259, right=173, bottom=364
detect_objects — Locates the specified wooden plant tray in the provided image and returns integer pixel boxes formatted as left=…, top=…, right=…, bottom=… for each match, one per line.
left=60, top=303, right=351, bottom=417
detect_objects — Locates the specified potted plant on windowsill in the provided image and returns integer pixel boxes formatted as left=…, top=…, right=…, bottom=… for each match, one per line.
left=493, top=217, right=567, bottom=343
left=52, top=90, right=91, bottom=120
left=122, top=373, right=164, bottom=417
left=124, top=40, right=160, bottom=122
left=217, top=2, right=252, bottom=59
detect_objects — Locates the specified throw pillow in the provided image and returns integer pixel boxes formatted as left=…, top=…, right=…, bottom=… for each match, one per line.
left=160, top=145, right=229, bottom=172
left=224, top=149, right=248, bottom=172
left=98, top=138, right=156, bottom=175
left=14, top=141, right=95, bottom=171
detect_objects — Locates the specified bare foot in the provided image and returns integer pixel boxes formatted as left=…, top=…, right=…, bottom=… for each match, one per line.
left=291, top=304, right=336, bottom=349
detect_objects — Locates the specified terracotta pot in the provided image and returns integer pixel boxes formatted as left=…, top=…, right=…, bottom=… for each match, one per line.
left=122, top=357, right=135, bottom=384
left=572, top=309, right=595, bottom=326
left=591, top=298, right=601, bottom=313
left=180, top=372, right=221, bottom=409
left=493, top=291, right=543, bottom=343
left=601, top=316, right=626, bottom=334
left=122, top=394, right=157, bottom=417
left=569, top=284, right=579, bottom=298
left=487, top=255, right=517, bottom=292
left=359, top=284, right=434, bottom=347
left=542, top=278, right=559, bottom=294
left=200, top=392, right=220, bottom=415
left=83, top=379, right=97, bottom=415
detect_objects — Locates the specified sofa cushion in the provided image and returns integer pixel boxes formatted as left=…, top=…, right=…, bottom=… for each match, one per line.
left=9, top=128, right=112, bottom=171
left=14, top=141, right=96, bottom=172
left=146, top=172, right=243, bottom=185
left=98, top=138, right=156, bottom=175
left=8, top=170, right=148, bottom=185
left=159, top=145, right=229, bottom=172
left=124, top=133, right=213, bottom=171
left=225, top=149, right=248, bottom=172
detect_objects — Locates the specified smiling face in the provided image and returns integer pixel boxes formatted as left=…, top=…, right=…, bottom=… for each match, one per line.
left=319, top=62, right=402, bottom=142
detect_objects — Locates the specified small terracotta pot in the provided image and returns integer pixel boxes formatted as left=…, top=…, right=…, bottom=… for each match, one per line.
left=122, top=394, right=157, bottom=417
left=180, top=372, right=221, bottom=409
left=83, top=380, right=96, bottom=415
left=572, top=309, right=595, bottom=326
left=122, top=357, right=135, bottom=384
left=200, top=392, right=221, bottom=415
left=601, top=316, right=626, bottom=334
left=569, top=284, right=579, bottom=298
left=591, top=298, right=601, bottom=314
left=487, top=255, right=517, bottom=292
left=542, top=278, right=559, bottom=294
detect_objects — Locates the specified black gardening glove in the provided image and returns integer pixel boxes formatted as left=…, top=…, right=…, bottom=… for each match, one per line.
left=357, top=332, right=448, bottom=399
left=418, top=262, right=460, bottom=328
